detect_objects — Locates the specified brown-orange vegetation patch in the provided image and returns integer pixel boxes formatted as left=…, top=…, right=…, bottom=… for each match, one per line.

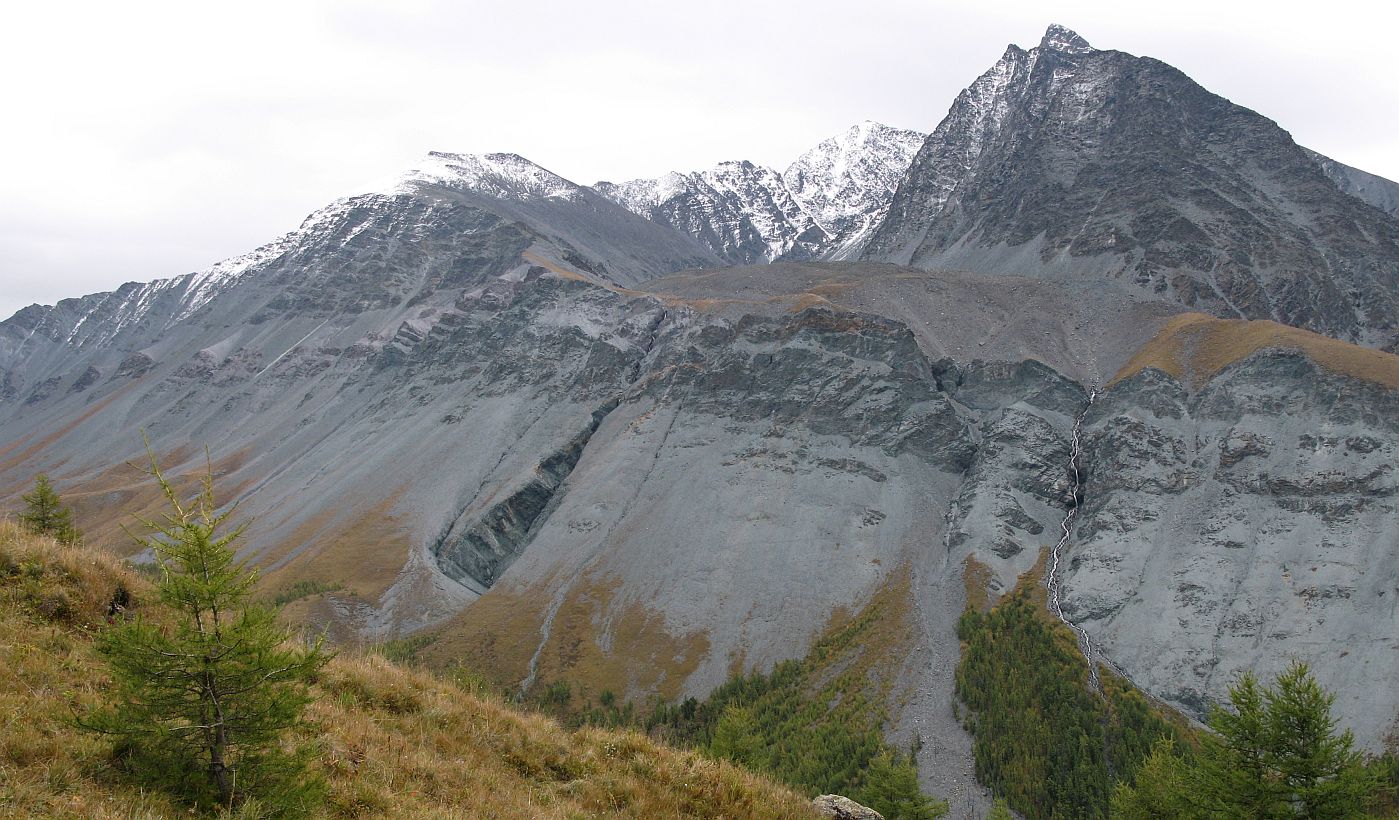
left=0, top=525, right=818, bottom=819
left=43, top=445, right=252, bottom=558
left=420, top=578, right=553, bottom=689
left=1019, top=547, right=1057, bottom=624
left=258, top=488, right=411, bottom=602
left=538, top=575, right=710, bottom=701
left=800, top=564, right=919, bottom=704
left=727, top=646, right=749, bottom=681
left=1111, top=312, right=1399, bottom=389
left=429, top=572, right=711, bottom=703
left=962, top=554, right=996, bottom=614
left=521, top=250, right=598, bottom=284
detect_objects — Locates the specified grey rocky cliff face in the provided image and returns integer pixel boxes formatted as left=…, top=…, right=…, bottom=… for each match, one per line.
left=1304, top=147, right=1399, bottom=218
left=1064, top=355, right=1399, bottom=749
left=862, top=25, right=1399, bottom=350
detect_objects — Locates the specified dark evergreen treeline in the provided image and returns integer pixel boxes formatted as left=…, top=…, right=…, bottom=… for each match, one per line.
left=954, top=584, right=1182, bottom=819
left=956, top=577, right=1395, bottom=818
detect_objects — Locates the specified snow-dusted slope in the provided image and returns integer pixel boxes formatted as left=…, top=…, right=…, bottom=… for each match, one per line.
left=862, top=24, right=1399, bottom=348
left=0, top=150, right=719, bottom=375
left=782, top=121, right=926, bottom=258
left=593, top=122, right=926, bottom=265
left=388, top=151, right=586, bottom=202
left=594, top=161, right=821, bottom=265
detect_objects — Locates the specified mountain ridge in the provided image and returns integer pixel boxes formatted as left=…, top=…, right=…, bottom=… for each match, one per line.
left=593, top=120, right=927, bottom=265
left=862, top=25, right=1399, bottom=349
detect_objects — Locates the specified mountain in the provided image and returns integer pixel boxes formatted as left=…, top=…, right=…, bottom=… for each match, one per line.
left=593, top=121, right=925, bottom=264
left=863, top=24, right=1399, bottom=351
left=1305, top=147, right=1399, bottom=217
left=3, top=22, right=1399, bottom=813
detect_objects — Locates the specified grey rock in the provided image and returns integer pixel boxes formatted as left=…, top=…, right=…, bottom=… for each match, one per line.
left=1304, top=147, right=1399, bottom=218
left=813, top=794, right=884, bottom=819
left=1066, top=352, right=1399, bottom=748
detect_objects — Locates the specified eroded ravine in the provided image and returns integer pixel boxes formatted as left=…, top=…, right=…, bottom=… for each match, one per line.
left=1046, top=388, right=1102, bottom=693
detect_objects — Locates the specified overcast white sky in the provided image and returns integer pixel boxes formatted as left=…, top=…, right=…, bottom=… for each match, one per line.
left=2, top=0, right=1396, bottom=320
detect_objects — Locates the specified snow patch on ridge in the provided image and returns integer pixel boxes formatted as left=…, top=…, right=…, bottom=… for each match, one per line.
left=385, top=152, right=584, bottom=202
left=592, top=121, right=927, bottom=264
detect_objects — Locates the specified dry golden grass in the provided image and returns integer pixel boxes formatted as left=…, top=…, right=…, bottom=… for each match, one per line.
left=0, top=520, right=179, bottom=818
left=423, top=571, right=711, bottom=704
left=961, top=555, right=996, bottom=614
left=1112, top=312, right=1399, bottom=389
left=0, top=521, right=817, bottom=819
left=259, top=490, right=412, bottom=603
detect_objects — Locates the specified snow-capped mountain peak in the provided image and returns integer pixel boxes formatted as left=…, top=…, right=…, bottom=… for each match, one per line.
left=1039, top=23, right=1094, bottom=55
left=386, top=151, right=585, bottom=202
left=783, top=120, right=926, bottom=241
left=592, top=121, right=926, bottom=265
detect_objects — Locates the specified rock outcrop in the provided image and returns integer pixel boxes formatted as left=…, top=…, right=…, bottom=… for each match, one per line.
left=813, top=794, right=885, bottom=819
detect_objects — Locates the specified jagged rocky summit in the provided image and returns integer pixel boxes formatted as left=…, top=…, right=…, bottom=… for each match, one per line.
left=594, top=121, right=926, bottom=264
left=4, top=23, right=1399, bottom=811
left=862, top=24, right=1399, bottom=350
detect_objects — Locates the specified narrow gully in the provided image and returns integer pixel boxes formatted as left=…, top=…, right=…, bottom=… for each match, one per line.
left=1045, top=387, right=1102, bottom=694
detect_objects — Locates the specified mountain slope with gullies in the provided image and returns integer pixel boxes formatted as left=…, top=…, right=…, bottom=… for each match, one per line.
left=2, top=21, right=1399, bottom=811
left=863, top=24, right=1399, bottom=351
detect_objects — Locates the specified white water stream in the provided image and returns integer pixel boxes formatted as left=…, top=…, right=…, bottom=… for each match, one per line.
left=1046, top=388, right=1102, bottom=693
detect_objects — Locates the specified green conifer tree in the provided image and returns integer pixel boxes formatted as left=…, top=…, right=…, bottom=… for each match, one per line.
left=854, top=750, right=949, bottom=819
left=1196, top=671, right=1284, bottom=816
left=84, top=446, right=327, bottom=814
left=18, top=473, right=80, bottom=544
left=1263, top=661, right=1372, bottom=818
left=709, top=704, right=764, bottom=769
left=1191, top=662, right=1374, bottom=819
left=1109, top=738, right=1198, bottom=819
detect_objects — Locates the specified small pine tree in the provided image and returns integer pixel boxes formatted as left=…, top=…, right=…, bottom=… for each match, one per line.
left=18, top=473, right=80, bottom=544
left=83, top=446, right=327, bottom=814
left=1264, top=661, right=1372, bottom=818
left=854, top=750, right=949, bottom=819
left=709, top=704, right=764, bottom=769
left=1194, top=661, right=1375, bottom=819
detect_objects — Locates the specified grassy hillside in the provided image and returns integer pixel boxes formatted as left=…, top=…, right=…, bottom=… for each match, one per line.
left=0, top=520, right=817, bottom=818
left=483, top=568, right=949, bottom=819
left=1111, top=312, right=1399, bottom=388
